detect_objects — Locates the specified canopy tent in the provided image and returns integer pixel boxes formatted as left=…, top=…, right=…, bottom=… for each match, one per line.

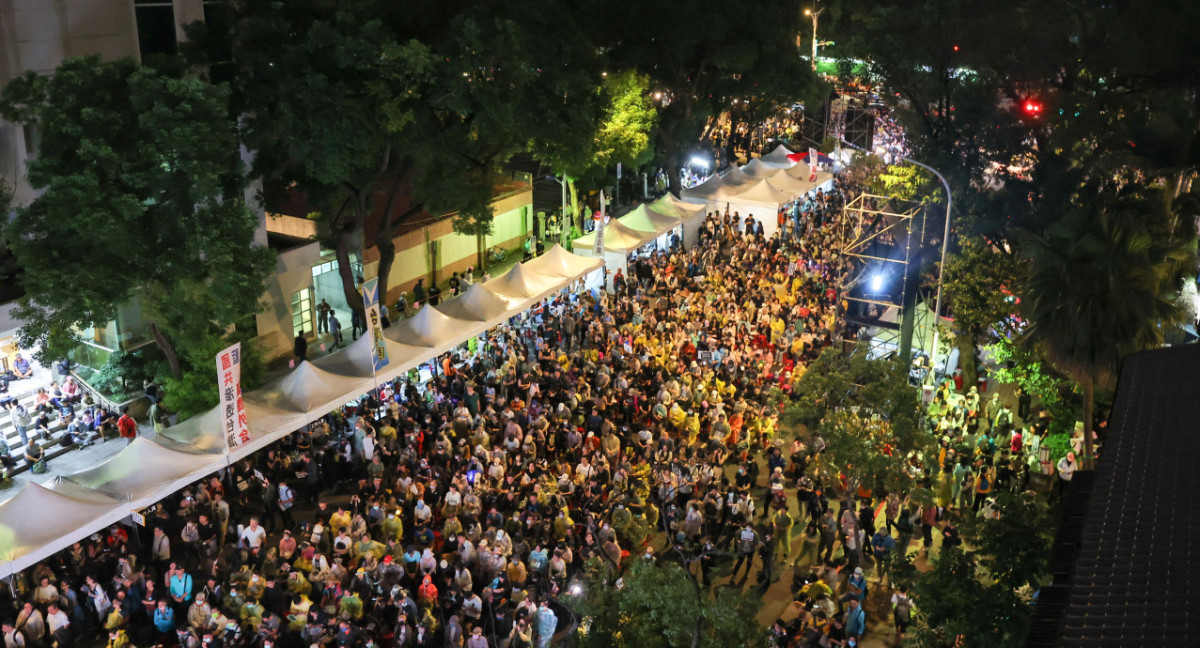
left=740, top=158, right=784, bottom=179
left=249, top=361, right=373, bottom=415
left=60, top=438, right=227, bottom=506
left=719, top=165, right=757, bottom=189
left=435, top=283, right=514, bottom=322
left=156, top=398, right=306, bottom=455
left=757, top=144, right=798, bottom=168
left=0, top=482, right=126, bottom=575
left=765, top=170, right=815, bottom=195
left=388, top=305, right=471, bottom=349
left=723, top=179, right=796, bottom=238
left=521, top=244, right=604, bottom=282
left=648, top=194, right=708, bottom=247
left=571, top=219, right=657, bottom=290
left=680, top=173, right=738, bottom=204
left=618, top=204, right=681, bottom=250
left=785, top=166, right=835, bottom=186
left=313, top=331, right=426, bottom=380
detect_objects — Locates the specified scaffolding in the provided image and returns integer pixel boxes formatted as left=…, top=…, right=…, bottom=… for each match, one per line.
left=839, top=193, right=929, bottom=360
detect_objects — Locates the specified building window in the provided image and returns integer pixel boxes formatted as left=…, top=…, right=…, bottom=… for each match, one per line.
left=134, top=0, right=178, bottom=60
left=291, top=287, right=314, bottom=337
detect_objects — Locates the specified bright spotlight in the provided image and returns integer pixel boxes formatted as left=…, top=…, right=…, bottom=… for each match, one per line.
left=690, top=156, right=709, bottom=168
left=870, top=273, right=885, bottom=293
left=569, top=584, right=584, bottom=596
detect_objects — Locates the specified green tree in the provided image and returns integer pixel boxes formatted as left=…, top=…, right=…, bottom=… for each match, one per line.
left=787, top=347, right=928, bottom=496
left=0, top=56, right=273, bottom=394
left=939, top=237, right=1021, bottom=388
left=906, top=492, right=1053, bottom=648
left=1020, top=186, right=1195, bottom=469
left=576, top=560, right=765, bottom=648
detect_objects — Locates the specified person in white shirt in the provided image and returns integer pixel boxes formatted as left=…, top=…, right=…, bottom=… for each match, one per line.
left=45, top=604, right=69, bottom=646
left=1057, top=452, right=1078, bottom=483
left=239, top=518, right=267, bottom=551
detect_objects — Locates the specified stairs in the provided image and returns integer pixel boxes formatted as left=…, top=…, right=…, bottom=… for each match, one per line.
left=0, top=374, right=116, bottom=478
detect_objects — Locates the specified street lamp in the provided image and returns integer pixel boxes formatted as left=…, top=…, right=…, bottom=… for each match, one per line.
left=804, top=7, right=824, bottom=71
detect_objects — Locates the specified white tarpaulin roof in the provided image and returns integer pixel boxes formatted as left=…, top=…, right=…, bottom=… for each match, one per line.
left=649, top=194, right=707, bottom=219
left=436, top=283, right=513, bottom=322
left=571, top=218, right=656, bottom=253
left=486, top=263, right=561, bottom=301
left=741, top=158, right=784, bottom=179
left=61, top=438, right=227, bottom=505
left=156, top=397, right=308, bottom=455
left=619, top=204, right=680, bottom=235
left=521, top=244, right=604, bottom=280
left=681, top=174, right=738, bottom=203
left=0, top=482, right=125, bottom=575
left=758, top=144, right=797, bottom=168
left=732, top=179, right=795, bottom=209
left=766, top=170, right=814, bottom=195
left=785, top=167, right=835, bottom=187
left=313, top=332, right=419, bottom=379
left=387, top=305, right=462, bottom=348
left=250, top=361, right=372, bottom=414
left=719, top=165, right=757, bottom=188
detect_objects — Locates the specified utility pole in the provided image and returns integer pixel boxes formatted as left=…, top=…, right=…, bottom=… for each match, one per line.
left=804, top=7, right=824, bottom=71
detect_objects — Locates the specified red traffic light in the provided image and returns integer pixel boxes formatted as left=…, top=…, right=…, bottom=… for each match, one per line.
left=1023, top=99, right=1043, bottom=115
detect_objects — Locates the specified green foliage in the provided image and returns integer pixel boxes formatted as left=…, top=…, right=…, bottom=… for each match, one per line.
left=866, top=164, right=935, bottom=202
left=787, top=347, right=929, bottom=493
left=161, top=333, right=267, bottom=419
left=941, top=238, right=1021, bottom=346
left=0, top=56, right=274, bottom=379
left=907, top=493, right=1053, bottom=648
left=986, top=336, right=1074, bottom=428
left=76, top=350, right=157, bottom=403
left=576, top=561, right=765, bottom=648
left=1020, top=186, right=1195, bottom=388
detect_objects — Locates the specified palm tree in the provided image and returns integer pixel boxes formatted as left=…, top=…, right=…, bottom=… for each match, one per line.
left=1021, top=187, right=1196, bottom=469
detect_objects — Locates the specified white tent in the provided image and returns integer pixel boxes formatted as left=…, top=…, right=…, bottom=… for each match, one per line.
left=757, top=144, right=797, bottom=168
left=250, top=361, right=372, bottom=414
left=571, top=219, right=657, bottom=290
left=436, top=283, right=514, bottom=322
left=741, top=157, right=784, bottom=179
left=680, top=173, right=738, bottom=204
left=60, top=438, right=228, bottom=506
left=765, top=170, right=814, bottom=196
left=649, top=194, right=708, bottom=246
left=719, top=165, right=757, bottom=189
left=619, top=204, right=681, bottom=250
left=313, top=332, right=425, bottom=379
left=388, top=304, right=471, bottom=348
left=571, top=219, right=656, bottom=254
left=0, top=482, right=125, bottom=574
left=521, top=244, right=604, bottom=281
left=485, top=263, right=561, bottom=303
left=723, top=179, right=795, bottom=238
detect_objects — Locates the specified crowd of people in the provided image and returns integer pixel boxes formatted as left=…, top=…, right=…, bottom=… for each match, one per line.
left=0, top=170, right=1034, bottom=648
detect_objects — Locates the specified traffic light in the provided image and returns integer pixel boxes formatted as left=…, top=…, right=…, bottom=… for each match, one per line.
left=1023, top=99, right=1043, bottom=116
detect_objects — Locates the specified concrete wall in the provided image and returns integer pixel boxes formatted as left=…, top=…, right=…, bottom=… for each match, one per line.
left=254, top=240, right=321, bottom=358
left=362, top=188, right=533, bottom=306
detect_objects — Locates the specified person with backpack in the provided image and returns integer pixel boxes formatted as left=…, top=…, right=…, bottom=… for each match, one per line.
left=892, top=586, right=914, bottom=640
left=973, top=464, right=995, bottom=512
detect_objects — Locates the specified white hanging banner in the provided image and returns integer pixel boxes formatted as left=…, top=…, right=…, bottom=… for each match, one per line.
left=216, top=342, right=250, bottom=451
left=362, top=277, right=389, bottom=371
left=593, top=190, right=607, bottom=256
left=808, top=147, right=819, bottom=182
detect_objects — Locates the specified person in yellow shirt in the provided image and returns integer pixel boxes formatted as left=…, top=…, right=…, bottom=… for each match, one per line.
left=329, top=507, right=352, bottom=535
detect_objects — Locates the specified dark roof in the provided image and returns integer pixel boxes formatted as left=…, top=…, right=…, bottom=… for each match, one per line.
left=1054, top=344, right=1200, bottom=646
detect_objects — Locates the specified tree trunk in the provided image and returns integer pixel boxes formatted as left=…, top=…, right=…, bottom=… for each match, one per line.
left=334, top=229, right=365, bottom=317
left=667, top=150, right=682, bottom=196
left=376, top=236, right=396, bottom=309
left=148, top=321, right=182, bottom=380
left=476, top=232, right=486, bottom=273
left=958, top=337, right=977, bottom=392
left=1082, top=375, right=1095, bottom=470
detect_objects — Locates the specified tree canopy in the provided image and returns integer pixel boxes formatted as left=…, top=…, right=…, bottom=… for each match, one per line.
left=0, top=56, right=273, bottom=412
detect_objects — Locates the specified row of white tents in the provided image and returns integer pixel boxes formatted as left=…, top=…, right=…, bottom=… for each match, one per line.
left=681, top=145, right=834, bottom=238
left=570, top=193, right=707, bottom=289
left=0, top=246, right=604, bottom=575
